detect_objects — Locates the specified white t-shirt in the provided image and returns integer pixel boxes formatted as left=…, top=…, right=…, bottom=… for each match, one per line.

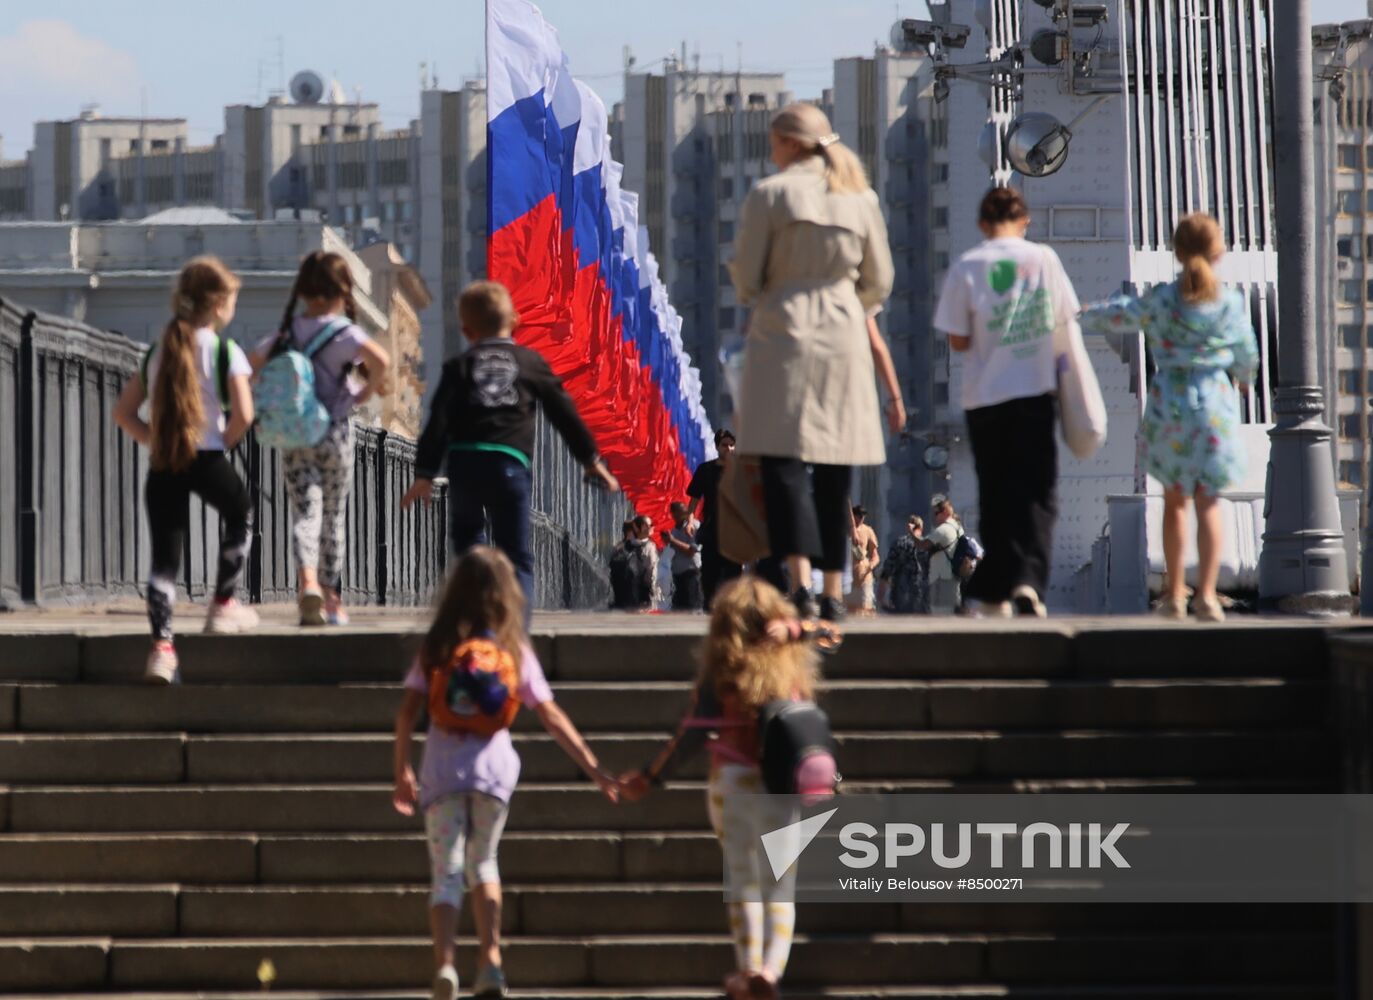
left=933, top=237, right=1079, bottom=411
left=144, top=327, right=252, bottom=451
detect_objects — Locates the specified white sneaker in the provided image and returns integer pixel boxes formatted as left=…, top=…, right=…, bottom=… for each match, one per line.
left=203, top=599, right=260, bottom=635
left=1010, top=585, right=1047, bottom=618
left=431, top=965, right=458, bottom=1000
left=144, top=642, right=179, bottom=685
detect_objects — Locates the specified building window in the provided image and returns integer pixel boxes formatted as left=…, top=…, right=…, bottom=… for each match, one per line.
left=1340, top=144, right=1360, bottom=170
left=1342, top=323, right=1364, bottom=347
left=342, top=205, right=355, bottom=223
left=719, top=264, right=732, bottom=285
left=933, top=207, right=949, bottom=228
left=1341, top=414, right=1363, bottom=439
left=1342, top=283, right=1363, bottom=306
left=934, top=382, right=949, bottom=405
left=1341, top=191, right=1361, bottom=215
left=1342, top=370, right=1363, bottom=394
left=401, top=201, right=413, bottom=221
left=1341, top=237, right=1363, bottom=260
left=1366, top=191, right=1373, bottom=213
left=320, top=125, right=330, bottom=139
left=399, top=243, right=413, bottom=261
left=719, top=177, right=734, bottom=200
left=718, top=307, right=735, bottom=331
left=1341, top=460, right=1364, bottom=486
left=719, top=221, right=735, bottom=243
left=1365, top=280, right=1373, bottom=302
left=100, top=138, right=112, bottom=164
left=343, top=124, right=361, bottom=137
left=380, top=202, right=392, bottom=222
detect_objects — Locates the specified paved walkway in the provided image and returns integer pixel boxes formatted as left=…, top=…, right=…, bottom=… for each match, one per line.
left=0, top=598, right=1366, bottom=635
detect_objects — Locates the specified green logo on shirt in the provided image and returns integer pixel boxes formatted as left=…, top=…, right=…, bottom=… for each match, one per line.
left=989, top=260, right=1018, bottom=295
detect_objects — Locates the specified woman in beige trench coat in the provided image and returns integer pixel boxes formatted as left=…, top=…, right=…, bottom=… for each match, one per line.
left=729, top=102, right=896, bottom=620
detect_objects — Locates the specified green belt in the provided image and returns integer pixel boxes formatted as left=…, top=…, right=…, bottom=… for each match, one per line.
left=450, top=442, right=532, bottom=469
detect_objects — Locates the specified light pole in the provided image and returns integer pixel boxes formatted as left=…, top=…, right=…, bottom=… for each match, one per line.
left=1258, top=0, right=1354, bottom=615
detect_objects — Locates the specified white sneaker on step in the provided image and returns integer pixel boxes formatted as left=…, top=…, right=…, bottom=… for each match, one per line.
left=431, top=965, right=458, bottom=1000
left=204, top=600, right=260, bottom=635
left=144, top=642, right=179, bottom=685
left=298, top=588, right=326, bottom=627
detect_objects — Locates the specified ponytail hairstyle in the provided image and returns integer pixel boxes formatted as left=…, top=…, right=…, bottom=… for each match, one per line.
left=978, top=186, right=1030, bottom=227
left=1173, top=213, right=1224, bottom=305
left=150, top=256, right=240, bottom=473
left=770, top=102, right=869, bottom=195
left=278, top=250, right=358, bottom=336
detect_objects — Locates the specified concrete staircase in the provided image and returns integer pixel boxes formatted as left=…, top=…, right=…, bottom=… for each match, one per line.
left=0, top=619, right=1342, bottom=998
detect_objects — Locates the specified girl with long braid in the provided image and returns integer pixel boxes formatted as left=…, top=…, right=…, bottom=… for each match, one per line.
left=113, top=256, right=258, bottom=683
left=251, top=251, right=390, bottom=626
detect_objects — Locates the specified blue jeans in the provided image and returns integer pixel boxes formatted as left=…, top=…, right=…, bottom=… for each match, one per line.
left=447, top=449, right=535, bottom=612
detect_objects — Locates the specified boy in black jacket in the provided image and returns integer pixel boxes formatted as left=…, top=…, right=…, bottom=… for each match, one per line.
left=403, top=281, right=619, bottom=606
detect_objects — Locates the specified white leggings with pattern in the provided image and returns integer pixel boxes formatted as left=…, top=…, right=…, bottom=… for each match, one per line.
left=707, top=763, right=798, bottom=979
left=282, top=420, right=354, bottom=592
left=424, top=791, right=510, bottom=909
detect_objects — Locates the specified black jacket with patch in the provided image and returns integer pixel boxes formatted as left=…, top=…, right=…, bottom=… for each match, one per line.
left=415, top=339, right=600, bottom=478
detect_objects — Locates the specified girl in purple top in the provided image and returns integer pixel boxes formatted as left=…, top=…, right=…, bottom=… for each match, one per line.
left=251, top=251, right=390, bottom=627
left=392, top=546, right=617, bottom=1000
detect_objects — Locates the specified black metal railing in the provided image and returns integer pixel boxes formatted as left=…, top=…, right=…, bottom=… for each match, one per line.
left=1, top=299, right=615, bottom=610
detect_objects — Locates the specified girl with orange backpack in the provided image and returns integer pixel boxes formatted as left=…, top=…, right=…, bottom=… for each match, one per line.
left=392, top=546, right=618, bottom=1000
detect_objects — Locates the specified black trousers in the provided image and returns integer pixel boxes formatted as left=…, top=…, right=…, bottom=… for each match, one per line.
left=963, top=393, right=1058, bottom=604
left=672, top=569, right=704, bottom=611
left=700, top=542, right=741, bottom=609
left=759, top=457, right=852, bottom=574
left=145, top=451, right=252, bottom=640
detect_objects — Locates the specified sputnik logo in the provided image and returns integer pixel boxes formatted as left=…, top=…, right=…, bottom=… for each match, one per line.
left=759, top=808, right=839, bottom=881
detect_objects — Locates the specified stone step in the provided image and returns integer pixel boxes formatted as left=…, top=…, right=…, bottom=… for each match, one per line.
left=0, top=884, right=1334, bottom=939
left=162, top=730, right=1330, bottom=784
left=0, top=932, right=1327, bottom=991
left=5, top=677, right=1326, bottom=735
left=0, top=988, right=1337, bottom=1000
left=4, top=775, right=1332, bottom=836
left=0, top=624, right=1332, bottom=687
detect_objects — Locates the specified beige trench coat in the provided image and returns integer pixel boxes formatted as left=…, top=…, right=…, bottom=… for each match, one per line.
left=729, top=156, right=894, bottom=466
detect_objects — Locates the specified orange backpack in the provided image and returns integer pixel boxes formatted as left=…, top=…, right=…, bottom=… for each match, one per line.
left=427, top=635, right=521, bottom=737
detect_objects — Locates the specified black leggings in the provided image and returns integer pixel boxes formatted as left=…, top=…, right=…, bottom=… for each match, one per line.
left=964, top=393, right=1058, bottom=604
left=145, top=451, right=252, bottom=641
left=759, top=457, right=852, bottom=575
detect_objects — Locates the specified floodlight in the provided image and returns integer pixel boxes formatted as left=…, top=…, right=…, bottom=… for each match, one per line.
left=895, top=18, right=971, bottom=51
left=1005, top=112, right=1071, bottom=177
left=1030, top=29, right=1065, bottom=66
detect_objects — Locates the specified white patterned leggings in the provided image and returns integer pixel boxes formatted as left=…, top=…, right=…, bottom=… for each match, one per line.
left=707, top=764, right=798, bottom=979
left=282, top=421, right=353, bottom=592
left=424, top=792, right=510, bottom=909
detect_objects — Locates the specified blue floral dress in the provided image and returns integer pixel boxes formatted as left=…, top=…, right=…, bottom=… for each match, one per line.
left=1079, top=282, right=1259, bottom=495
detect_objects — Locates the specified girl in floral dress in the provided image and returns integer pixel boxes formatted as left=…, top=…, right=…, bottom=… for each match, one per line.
left=1079, top=214, right=1258, bottom=622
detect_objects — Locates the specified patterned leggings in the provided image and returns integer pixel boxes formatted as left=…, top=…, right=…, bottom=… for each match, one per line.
left=424, top=792, right=510, bottom=909
left=707, top=764, right=798, bottom=979
left=282, top=421, right=353, bottom=592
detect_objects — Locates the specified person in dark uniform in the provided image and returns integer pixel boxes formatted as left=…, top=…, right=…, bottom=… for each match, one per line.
left=686, top=428, right=744, bottom=609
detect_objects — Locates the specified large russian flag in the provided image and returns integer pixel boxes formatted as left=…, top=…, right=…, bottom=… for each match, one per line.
left=486, top=0, right=713, bottom=539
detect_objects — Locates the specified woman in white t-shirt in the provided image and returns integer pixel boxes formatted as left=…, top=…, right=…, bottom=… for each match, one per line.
left=113, top=256, right=259, bottom=684
left=932, top=187, right=1081, bottom=617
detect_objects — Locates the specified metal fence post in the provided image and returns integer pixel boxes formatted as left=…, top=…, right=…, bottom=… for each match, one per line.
left=16, top=310, right=38, bottom=603
left=376, top=429, right=389, bottom=607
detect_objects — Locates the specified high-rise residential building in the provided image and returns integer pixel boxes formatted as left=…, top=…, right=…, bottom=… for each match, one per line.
left=620, top=59, right=792, bottom=422
left=831, top=48, right=947, bottom=539
left=2, top=81, right=490, bottom=390
left=1314, top=19, right=1373, bottom=504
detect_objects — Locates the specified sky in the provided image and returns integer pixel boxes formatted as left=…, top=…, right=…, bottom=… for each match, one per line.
left=0, top=0, right=1366, bottom=159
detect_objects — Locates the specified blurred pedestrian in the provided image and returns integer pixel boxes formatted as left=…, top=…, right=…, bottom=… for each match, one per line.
left=687, top=428, right=743, bottom=608
left=847, top=505, right=880, bottom=615
left=879, top=515, right=929, bottom=614
left=664, top=501, right=704, bottom=612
